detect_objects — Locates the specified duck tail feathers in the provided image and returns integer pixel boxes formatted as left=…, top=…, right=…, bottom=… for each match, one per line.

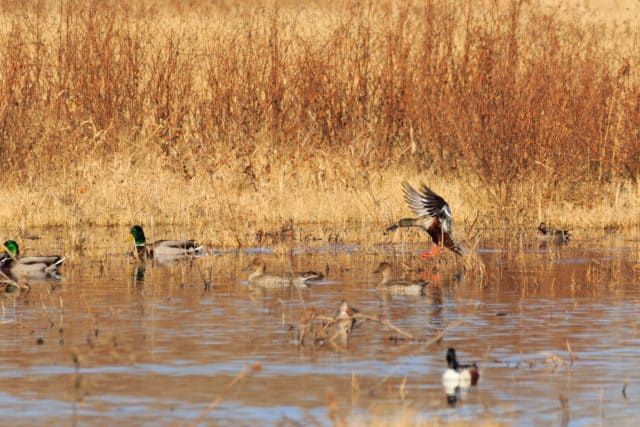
left=44, top=256, right=65, bottom=272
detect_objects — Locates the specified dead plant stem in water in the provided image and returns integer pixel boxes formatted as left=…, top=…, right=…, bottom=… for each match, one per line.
left=185, top=363, right=262, bottom=427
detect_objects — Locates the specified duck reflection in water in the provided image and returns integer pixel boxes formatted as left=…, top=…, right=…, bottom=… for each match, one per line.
left=131, top=263, right=146, bottom=285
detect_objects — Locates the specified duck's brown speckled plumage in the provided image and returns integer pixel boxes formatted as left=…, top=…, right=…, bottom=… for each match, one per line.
left=243, top=257, right=322, bottom=288
left=373, top=262, right=428, bottom=295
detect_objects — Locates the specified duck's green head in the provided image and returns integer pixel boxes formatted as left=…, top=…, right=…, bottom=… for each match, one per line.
left=129, top=225, right=146, bottom=247
left=2, top=240, right=19, bottom=257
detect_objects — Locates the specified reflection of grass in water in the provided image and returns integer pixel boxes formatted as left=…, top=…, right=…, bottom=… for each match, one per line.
left=0, top=1, right=639, bottom=232
left=349, top=412, right=504, bottom=427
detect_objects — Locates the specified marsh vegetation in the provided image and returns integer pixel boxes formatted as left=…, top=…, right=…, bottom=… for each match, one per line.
left=1, top=0, right=639, bottom=234
left=2, top=1, right=640, bottom=425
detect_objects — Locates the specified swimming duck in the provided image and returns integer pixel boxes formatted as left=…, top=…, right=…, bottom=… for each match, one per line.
left=385, top=182, right=462, bottom=257
left=0, top=240, right=65, bottom=277
left=442, top=348, right=479, bottom=395
left=537, top=222, right=571, bottom=243
left=243, top=257, right=322, bottom=288
left=373, top=262, right=428, bottom=295
left=128, top=225, right=202, bottom=260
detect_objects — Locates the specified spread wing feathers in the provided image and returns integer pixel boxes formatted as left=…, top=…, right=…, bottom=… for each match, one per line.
left=427, top=222, right=462, bottom=256
left=403, top=182, right=451, bottom=220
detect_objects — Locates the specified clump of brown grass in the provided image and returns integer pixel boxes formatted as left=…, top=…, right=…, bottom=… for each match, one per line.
left=1, top=0, right=640, bottom=235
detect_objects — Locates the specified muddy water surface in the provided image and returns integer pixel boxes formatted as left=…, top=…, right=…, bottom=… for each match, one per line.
left=1, top=227, right=640, bottom=426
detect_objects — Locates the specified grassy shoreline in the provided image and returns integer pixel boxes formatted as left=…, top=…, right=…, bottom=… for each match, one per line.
left=1, top=1, right=640, bottom=236
left=3, top=162, right=640, bottom=234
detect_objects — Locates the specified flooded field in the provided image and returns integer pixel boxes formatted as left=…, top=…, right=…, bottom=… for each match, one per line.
left=1, top=227, right=640, bottom=426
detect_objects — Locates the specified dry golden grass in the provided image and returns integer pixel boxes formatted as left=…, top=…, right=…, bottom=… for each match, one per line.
left=349, top=416, right=504, bottom=427
left=1, top=0, right=640, bottom=238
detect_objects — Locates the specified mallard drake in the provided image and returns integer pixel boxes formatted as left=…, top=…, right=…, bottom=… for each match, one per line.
left=442, top=348, right=479, bottom=395
left=0, top=240, right=65, bottom=277
left=385, top=182, right=462, bottom=257
left=538, top=222, right=571, bottom=243
left=373, top=262, right=428, bottom=295
left=243, top=257, right=322, bottom=288
left=128, top=225, right=202, bottom=260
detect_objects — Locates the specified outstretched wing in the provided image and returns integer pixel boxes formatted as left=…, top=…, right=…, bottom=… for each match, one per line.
left=402, top=182, right=451, bottom=220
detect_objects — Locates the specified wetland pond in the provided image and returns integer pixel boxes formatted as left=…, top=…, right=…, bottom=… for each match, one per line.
left=1, top=226, right=640, bottom=426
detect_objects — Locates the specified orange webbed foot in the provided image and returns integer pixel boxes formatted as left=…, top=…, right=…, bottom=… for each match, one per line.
left=420, top=246, right=444, bottom=259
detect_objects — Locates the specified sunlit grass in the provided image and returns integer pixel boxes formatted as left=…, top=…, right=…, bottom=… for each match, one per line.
left=1, top=0, right=639, bottom=237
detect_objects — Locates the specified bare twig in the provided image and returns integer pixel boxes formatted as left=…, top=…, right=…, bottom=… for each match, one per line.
left=420, top=318, right=466, bottom=347
left=566, top=340, right=578, bottom=366
left=353, top=313, right=415, bottom=340
left=194, top=263, right=213, bottom=291
left=559, top=395, right=570, bottom=427
left=184, top=364, right=261, bottom=427
left=0, top=269, right=29, bottom=292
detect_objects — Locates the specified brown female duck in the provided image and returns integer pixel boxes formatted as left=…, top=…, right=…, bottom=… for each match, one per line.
left=373, top=262, right=428, bottom=295
left=243, top=257, right=322, bottom=288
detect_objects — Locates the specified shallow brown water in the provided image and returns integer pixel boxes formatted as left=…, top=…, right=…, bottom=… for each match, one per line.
left=1, top=227, right=640, bottom=426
